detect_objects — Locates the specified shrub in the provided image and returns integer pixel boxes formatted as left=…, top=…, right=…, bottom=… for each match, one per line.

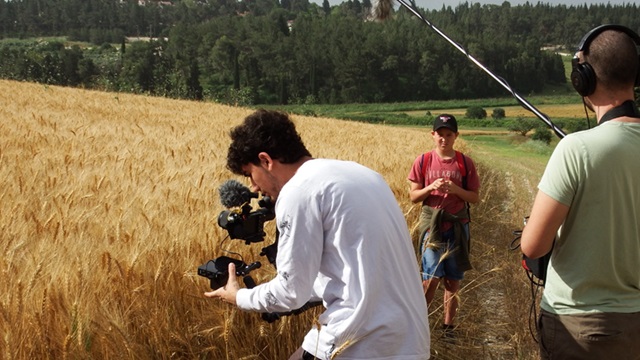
left=550, top=119, right=565, bottom=130
left=304, top=94, right=318, bottom=105
left=564, top=119, right=590, bottom=133
left=301, top=108, right=317, bottom=117
left=466, top=106, right=487, bottom=119
left=531, top=124, right=552, bottom=144
left=214, top=87, right=255, bottom=107
left=492, top=108, right=505, bottom=119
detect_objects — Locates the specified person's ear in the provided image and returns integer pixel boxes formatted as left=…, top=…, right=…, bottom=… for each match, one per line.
left=257, top=152, right=272, bottom=169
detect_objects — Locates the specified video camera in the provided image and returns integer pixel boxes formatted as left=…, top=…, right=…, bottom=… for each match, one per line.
left=217, top=196, right=275, bottom=244
left=198, top=179, right=322, bottom=323
left=198, top=180, right=276, bottom=290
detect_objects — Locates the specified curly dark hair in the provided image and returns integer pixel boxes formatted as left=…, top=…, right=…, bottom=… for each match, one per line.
left=226, top=109, right=312, bottom=175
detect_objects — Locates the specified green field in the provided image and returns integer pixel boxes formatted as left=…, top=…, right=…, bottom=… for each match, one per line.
left=262, top=91, right=586, bottom=131
left=467, top=133, right=553, bottom=169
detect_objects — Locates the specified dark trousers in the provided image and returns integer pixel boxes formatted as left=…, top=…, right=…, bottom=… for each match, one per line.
left=302, top=350, right=317, bottom=360
left=538, top=309, right=640, bottom=360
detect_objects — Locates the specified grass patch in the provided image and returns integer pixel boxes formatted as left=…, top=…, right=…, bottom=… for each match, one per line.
left=266, top=94, right=585, bottom=130
left=464, top=133, right=553, bottom=172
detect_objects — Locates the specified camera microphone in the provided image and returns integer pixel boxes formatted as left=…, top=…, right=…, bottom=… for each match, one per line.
left=219, top=179, right=258, bottom=208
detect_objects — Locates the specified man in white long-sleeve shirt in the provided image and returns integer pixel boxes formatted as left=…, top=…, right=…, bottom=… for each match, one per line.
left=205, top=109, right=430, bottom=360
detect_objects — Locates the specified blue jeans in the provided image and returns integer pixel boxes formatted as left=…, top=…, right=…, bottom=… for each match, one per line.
left=420, top=223, right=469, bottom=281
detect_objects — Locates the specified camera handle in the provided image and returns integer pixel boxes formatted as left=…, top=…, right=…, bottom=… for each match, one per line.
left=261, top=301, right=324, bottom=323
left=242, top=276, right=256, bottom=288
left=260, top=242, right=278, bottom=267
left=260, top=228, right=280, bottom=268
left=239, top=261, right=262, bottom=288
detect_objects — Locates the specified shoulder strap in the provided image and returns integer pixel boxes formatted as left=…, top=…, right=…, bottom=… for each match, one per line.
left=455, top=151, right=471, bottom=220
left=419, top=151, right=432, bottom=182
left=455, top=151, right=468, bottom=190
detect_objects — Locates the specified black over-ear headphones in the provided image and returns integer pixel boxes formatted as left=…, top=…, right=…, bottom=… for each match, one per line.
left=570, top=24, right=640, bottom=97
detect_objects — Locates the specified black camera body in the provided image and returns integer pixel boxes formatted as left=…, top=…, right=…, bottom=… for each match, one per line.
left=217, top=197, right=275, bottom=244
left=199, top=194, right=275, bottom=290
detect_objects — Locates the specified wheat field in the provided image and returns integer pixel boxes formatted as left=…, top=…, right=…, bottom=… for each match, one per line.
left=1, top=79, right=540, bottom=359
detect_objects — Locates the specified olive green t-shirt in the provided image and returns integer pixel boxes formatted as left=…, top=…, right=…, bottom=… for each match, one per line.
left=538, top=121, right=640, bottom=314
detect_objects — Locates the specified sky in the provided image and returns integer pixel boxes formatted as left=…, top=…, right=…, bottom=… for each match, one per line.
left=319, top=0, right=636, bottom=10
left=411, top=0, right=634, bottom=10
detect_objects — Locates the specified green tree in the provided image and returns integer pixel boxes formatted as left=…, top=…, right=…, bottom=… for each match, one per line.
left=508, top=117, right=537, bottom=136
left=119, top=41, right=157, bottom=93
left=322, top=0, right=331, bottom=15
left=77, top=56, right=98, bottom=87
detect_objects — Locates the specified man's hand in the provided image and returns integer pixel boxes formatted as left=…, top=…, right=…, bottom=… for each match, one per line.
left=521, top=191, right=569, bottom=259
left=204, top=263, right=240, bottom=305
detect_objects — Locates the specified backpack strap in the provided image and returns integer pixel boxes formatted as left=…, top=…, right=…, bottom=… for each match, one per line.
left=455, top=151, right=468, bottom=190
left=419, top=151, right=432, bottom=185
left=455, top=151, right=471, bottom=221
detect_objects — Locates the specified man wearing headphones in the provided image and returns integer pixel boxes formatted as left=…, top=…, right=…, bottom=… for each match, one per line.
left=521, top=25, right=640, bottom=359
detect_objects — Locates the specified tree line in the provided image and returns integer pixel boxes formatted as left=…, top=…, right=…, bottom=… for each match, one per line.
left=0, top=0, right=638, bottom=105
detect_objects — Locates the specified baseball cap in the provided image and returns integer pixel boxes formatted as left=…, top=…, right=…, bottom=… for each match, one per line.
left=433, top=114, right=458, bottom=132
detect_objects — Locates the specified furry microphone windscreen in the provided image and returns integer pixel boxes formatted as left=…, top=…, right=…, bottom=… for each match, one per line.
left=218, top=179, right=258, bottom=208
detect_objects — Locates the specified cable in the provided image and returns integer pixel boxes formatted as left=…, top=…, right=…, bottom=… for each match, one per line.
left=526, top=269, right=544, bottom=343
left=582, top=99, right=592, bottom=129
left=511, top=229, right=545, bottom=342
